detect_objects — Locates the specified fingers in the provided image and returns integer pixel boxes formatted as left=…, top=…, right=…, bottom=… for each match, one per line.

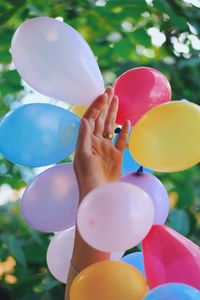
left=115, top=120, right=131, bottom=152
left=83, top=91, right=108, bottom=133
left=76, top=118, right=92, bottom=155
left=103, top=95, right=119, bottom=137
left=94, top=87, right=114, bottom=136
left=83, top=93, right=107, bottom=121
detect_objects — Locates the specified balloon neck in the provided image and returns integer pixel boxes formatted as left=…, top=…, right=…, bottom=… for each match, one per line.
left=136, top=166, right=143, bottom=175
left=114, top=127, right=121, bottom=134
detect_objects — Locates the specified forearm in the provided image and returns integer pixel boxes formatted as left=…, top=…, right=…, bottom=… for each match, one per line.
left=65, top=192, right=110, bottom=300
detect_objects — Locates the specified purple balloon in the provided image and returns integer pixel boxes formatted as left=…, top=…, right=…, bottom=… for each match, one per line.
left=121, top=172, right=169, bottom=224
left=21, top=163, right=79, bottom=232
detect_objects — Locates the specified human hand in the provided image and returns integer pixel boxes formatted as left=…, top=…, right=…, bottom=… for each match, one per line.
left=74, top=87, right=130, bottom=200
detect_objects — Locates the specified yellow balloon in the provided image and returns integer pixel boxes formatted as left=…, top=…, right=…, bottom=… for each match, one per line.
left=129, top=101, right=200, bottom=172
left=70, top=261, right=147, bottom=300
left=70, top=105, right=88, bottom=118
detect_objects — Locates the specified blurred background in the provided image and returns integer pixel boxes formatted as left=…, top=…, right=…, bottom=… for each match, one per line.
left=0, top=0, right=200, bottom=299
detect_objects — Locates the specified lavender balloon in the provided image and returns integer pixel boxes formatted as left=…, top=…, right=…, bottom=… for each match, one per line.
left=11, top=17, right=104, bottom=105
left=121, top=170, right=169, bottom=224
left=21, top=163, right=79, bottom=232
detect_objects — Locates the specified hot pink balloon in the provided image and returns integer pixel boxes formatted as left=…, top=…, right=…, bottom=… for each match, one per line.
left=21, top=163, right=79, bottom=232
left=142, top=225, right=200, bottom=290
left=121, top=171, right=169, bottom=224
left=113, top=67, right=171, bottom=125
left=77, top=182, right=154, bottom=252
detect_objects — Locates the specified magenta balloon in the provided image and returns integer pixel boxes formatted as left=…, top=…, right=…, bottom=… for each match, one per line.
left=21, top=163, right=79, bottom=232
left=121, top=172, right=169, bottom=224
left=77, top=182, right=154, bottom=252
left=143, top=225, right=200, bottom=290
left=114, top=67, right=171, bottom=125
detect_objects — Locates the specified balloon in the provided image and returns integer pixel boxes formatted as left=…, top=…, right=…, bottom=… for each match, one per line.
left=122, top=252, right=146, bottom=278
left=113, top=132, right=152, bottom=175
left=77, top=182, right=154, bottom=252
left=47, top=227, right=75, bottom=283
left=129, top=101, right=200, bottom=172
left=21, top=163, right=79, bottom=232
left=121, top=172, right=169, bottom=224
left=47, top=227, right=124, bottom=283
left=113, top=67, right=171, bottom=125
left=144, top=283, right=200, bottom=300
left=70, top=261, right=148, bottom=300
left=0, top=103, right=80, bottom=167
left=142, top=225, right=200, bottom=290
left=69, top=105, right=88, bottom=117
left=11, top=17, right=104, bottom=105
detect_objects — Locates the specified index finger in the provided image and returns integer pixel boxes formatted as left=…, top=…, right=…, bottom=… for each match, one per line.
left=83, top=92, right=108, bottom=121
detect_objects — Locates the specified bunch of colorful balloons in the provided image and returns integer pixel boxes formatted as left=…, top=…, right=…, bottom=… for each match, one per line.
left=0, top=16, right=199, bottom=299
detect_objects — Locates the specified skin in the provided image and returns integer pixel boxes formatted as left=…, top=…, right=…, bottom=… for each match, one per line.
left=65, top=87, right=130, bottom=299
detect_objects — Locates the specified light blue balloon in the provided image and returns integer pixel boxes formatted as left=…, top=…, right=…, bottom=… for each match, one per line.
left=144, top=283, right=200, bottom=300
left=113, top=131, right=152, bottom=175
left=121, top=252, right=146, bottom=278
left=0, top=103, right=80, bottom=167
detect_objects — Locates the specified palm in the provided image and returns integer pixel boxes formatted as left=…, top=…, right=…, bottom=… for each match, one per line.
left=74, top=87, right=130, bottom=200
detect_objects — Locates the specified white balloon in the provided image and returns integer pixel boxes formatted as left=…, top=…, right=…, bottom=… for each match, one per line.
left=47, top=227, right=123, bottom=283
left=11, top=17, right=104, bottom=105
left=47, top=227, right=75, bottom=284
left=77, top=182, right=155, bottom=252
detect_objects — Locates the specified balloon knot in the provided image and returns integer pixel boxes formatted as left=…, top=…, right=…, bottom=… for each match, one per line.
left=136, top=166, right=143, bottom=175
left=114, top=127, right=121, bottom=134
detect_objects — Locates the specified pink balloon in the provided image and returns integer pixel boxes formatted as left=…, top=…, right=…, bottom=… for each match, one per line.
left=113, top=67, right=171, bottom=125
left=21, top=163, right=79, bottom=232
left=77, top=182, right=154, bottom=252
left=47, top=227, right=124, bottom=283
left=142, top=225, right=200, bottom=290
left=47, top=227, right=75, bottom=283
left=121, top=171, right=169, bottom=224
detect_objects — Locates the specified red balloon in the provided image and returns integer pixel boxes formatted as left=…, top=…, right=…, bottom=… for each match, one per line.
left=113, top=67, right=171, bottom=125
left=142, top=225, right=200, bottom=290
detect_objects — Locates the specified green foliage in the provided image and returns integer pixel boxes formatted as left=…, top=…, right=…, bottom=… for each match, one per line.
left=0, top=0, right=199, bottom=298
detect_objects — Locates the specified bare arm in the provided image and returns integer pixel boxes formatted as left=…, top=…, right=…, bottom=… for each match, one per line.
left=65, top=87, right=130, bottom=299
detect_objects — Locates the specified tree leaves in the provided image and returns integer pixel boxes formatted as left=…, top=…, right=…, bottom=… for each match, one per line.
left=1, top=233, right=26, bottom=266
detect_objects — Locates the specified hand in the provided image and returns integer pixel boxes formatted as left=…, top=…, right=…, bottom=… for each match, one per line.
left=74, top=87, right=131, bottom=200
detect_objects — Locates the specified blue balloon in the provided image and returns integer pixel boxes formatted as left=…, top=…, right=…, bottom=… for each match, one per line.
left=113, top=130, right=152, bottom=175
left=144, top=283, right=200, bottom=300
left=0, top=103, right=80, bottom=167
left=121, top=252, right=146, bottom=278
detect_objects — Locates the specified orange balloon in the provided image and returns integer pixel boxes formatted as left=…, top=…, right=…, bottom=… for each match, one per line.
left=70, top=261, right=147, bottom=300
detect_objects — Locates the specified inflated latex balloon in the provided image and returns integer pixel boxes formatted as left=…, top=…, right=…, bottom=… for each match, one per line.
left=121, top=172, right=169, bottom=224
left=21, top=163, right=79, bottom=232
left=47, top=227, right=75, bottom=283
left=11, top=17, right=104, bottom=104
left=70, top=261, right=148, bottom=300
left=129, top=101, right=200, bottom=172
left=142, top=225, right=200, bottom=290
left=144, top=283, right=200, bottom=300
left=77, top=182, right=154, bottom=252
left=47, top=227, right=123, bottom=283
left=122, top=252, right=146, bottom=278
left=113, top=132, right=152, bottom=175
left=113, top=67, right=171, bottom=125
left=0, top=103, right=80, bottom=167
left=69, top=105, right=88, bottom=117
